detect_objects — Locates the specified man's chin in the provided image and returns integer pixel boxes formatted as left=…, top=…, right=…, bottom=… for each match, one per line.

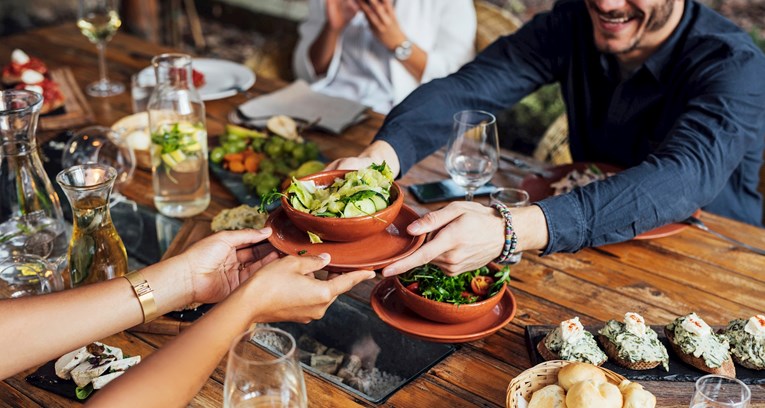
left=594, top=38, right=638, bottom=55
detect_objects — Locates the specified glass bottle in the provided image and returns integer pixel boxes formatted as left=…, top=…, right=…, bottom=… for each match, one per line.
left=56, top=164, right=127, bottom=287
left=0, top=89, right=66, bottom=261
left=147, top=53, right=210, bottom=217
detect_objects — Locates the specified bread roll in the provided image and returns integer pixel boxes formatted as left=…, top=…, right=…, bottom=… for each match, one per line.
left=565, top=380, right=622, bottom=408
left=619, top=380, right=656, bottom=408
left=528, top=384, right=567, bottom=408
left=557, top=362, right=607, bottom=391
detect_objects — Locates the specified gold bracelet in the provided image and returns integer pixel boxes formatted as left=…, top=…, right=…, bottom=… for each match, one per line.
left=124, top=271, right=160, bottom=323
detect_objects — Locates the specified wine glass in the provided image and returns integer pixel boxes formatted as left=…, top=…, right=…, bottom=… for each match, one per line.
left=224, top=326, right=308, bottom=408
left=62, top=126, right=135, bottom=193
left=76, top=0, right=124, bottom=97
left=689, top=375, right=751, bottom=407
left=445, top=110, right=499, bottom=201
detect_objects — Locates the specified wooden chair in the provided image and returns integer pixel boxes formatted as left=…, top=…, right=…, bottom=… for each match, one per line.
left=533, top=113, right=572, bottom=165
left=474, top=0, right=523, bottom=52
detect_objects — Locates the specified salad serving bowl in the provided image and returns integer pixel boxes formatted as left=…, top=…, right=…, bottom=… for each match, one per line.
left=280, top=170, right=404, bottom=242
left=393, top=264, right=507, bottom=324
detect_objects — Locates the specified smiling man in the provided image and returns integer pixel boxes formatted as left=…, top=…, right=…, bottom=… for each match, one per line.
left=330, top=0, right=765, bottom=275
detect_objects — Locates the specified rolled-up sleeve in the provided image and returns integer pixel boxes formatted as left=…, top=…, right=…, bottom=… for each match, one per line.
left=539, top=50, right=765, bottom=254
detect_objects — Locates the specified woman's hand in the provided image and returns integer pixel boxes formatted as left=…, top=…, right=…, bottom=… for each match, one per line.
left=242, top=254, right=376, bottom=324
left=381, top=202, right=506, bottom=276
left=326, top=0, right=360, bottom=32
left=358, top=0, right=406, bottom=51
left=177, top=228, right=280, bottom=305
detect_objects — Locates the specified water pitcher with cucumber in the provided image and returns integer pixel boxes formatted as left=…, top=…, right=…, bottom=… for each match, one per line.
left=147, top=53, right=210, bottom=217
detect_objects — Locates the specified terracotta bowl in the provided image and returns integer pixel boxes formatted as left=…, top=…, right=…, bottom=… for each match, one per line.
left=393, top=265, right=507, bottom=324
left=280, top=170, right=404, bottom=242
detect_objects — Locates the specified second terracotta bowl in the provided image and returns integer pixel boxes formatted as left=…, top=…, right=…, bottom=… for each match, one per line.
left=393, top=267, right=507, bottom=324
left=280, top=170, right=404, bottom=242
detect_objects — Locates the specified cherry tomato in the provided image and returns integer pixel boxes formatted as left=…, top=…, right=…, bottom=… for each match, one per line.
left=405, top=282, right=419, bottom=293
left=470, top=276, right=495, bottom=296
left=460, top=291, right=474, bottom=299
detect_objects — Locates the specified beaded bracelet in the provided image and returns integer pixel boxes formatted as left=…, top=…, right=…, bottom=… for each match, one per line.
left=491, top=202, right=518, bottom=264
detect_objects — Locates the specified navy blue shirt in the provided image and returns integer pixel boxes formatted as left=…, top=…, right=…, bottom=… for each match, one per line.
left=375, top=0, right=765, bottom=254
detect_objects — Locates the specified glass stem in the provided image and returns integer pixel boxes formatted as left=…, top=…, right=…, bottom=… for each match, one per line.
left=96, top=42, right=108, bottom=84
left=465, top=189, right=475, bottom=202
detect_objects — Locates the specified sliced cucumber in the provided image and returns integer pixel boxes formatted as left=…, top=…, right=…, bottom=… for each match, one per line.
left=370, top=195, right=388, bottom=212
left=290, top=196, right=309, bottom=212
left=161, top=149, right=187, bottom=168
left=343, top=198, right=376, bottom=218
left=327, top=201, right=345, bottom=214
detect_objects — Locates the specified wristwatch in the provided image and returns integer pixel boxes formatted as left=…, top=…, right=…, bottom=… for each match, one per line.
left=394, top=40, right=413, bottom=61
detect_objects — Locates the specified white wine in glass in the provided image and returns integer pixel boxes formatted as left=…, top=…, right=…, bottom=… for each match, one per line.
left=445, top=110, right=499, bottom=201
left=77, top=0, right=124, bottom=97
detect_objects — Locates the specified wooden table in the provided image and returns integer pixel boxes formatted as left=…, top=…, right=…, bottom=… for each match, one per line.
left=2, top=24, right=765, bottom=408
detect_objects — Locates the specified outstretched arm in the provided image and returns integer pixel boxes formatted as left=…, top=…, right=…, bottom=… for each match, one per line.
left=0, top=228, right=276, bottom=379
left=87, top=254, right=375, bottom=407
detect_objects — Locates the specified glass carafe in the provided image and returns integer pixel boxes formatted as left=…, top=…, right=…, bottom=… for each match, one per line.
left=56, top=164, right=127, bottom=287
left=147, top=53, right=210, bottom=218
left=0, top=89, right=66, bottom=261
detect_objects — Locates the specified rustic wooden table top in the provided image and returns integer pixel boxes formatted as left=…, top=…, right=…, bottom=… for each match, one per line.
left=2, top=24, right=765, bottom=408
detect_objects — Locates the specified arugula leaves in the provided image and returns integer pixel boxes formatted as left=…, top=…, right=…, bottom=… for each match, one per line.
left=398, top=263, right=511, bottom=305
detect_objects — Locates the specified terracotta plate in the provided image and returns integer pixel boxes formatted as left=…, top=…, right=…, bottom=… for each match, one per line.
left=266, top=205, right=426, bottom=272
left=520, top=162, right=701, bottom=240
left=370, top=278, right=517, bottom=343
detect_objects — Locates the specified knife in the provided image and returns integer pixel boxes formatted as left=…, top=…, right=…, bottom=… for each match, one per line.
left=499, top=154, right=551, bottom=178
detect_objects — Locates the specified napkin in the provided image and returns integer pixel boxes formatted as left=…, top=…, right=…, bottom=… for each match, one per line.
left=236, top=80, right=368, bottom=134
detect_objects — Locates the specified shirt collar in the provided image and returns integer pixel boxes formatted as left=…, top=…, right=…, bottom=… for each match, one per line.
left=642, top=0, right=694, bottom=82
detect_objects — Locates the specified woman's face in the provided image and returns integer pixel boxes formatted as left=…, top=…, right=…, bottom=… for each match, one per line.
left=586, top=0, right=683, bottom=58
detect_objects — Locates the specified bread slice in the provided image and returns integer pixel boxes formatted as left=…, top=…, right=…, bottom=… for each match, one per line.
left=537, top=333, right=561, bottom=361
left=596, top=334, right=661, bottom=370
left=731, top=355, right=763, bottom=370
left=664, top=327, right=735, bottom=377
left=537, top=331, right=606, bottom=366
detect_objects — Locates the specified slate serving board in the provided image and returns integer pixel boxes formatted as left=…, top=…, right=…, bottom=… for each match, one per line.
left=525, top=325, right=765, bottom=384
left=26, top=360, right=91, bottom=403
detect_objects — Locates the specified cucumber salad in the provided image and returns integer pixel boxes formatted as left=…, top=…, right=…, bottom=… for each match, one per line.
left=283, top=163, right=394, bottom=218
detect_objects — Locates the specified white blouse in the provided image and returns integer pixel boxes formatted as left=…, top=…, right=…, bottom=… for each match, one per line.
left=293, top=0, right=476, bottom=114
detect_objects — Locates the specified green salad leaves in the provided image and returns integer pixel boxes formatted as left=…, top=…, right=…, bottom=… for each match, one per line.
left=260, top=162, right=394, bottom=219
left=398, top=263, right=511, bottom=305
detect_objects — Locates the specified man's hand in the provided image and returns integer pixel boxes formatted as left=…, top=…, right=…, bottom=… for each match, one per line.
left=326, top=140, right=401, bottom=175
left=381, top=202, right=506, bottom=276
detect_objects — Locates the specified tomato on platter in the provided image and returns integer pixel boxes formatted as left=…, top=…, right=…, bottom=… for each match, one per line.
left=470, top=275, right=495, bottom=296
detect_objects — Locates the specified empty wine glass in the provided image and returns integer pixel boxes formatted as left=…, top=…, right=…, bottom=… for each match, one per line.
left=689, top=375, right=751, bottom=408
left=77, top=0, right=124, bottom=97
left=445, top=110, right=499, bottom=201
left=224, top=326, right=308, bottom=408
left=62, top=126, right=135, bottom=193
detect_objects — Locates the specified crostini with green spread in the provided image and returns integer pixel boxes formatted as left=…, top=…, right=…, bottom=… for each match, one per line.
left=665, top=313, right=735, bottom=377
left=598, top=312, right=669, bottom=371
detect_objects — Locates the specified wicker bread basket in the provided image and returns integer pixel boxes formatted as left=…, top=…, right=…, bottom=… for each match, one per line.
left=505, top=360, right=627, bottom=408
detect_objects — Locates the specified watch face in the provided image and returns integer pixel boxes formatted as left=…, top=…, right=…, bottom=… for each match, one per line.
left=395, top=41, right=412, bottom=61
